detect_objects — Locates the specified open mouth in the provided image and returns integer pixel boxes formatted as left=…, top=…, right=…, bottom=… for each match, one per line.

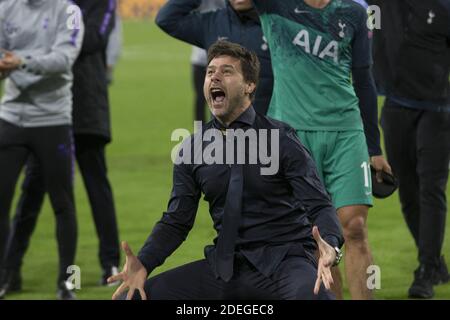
left=210, top=87, right=226, bottom=104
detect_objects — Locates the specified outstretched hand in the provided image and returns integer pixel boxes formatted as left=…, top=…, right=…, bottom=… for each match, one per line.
left=109, top=241, right=148, bottom=300
left=312, top=226, right=336, bottom=295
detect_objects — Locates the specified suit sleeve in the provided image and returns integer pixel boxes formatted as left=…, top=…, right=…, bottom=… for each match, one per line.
left=282, top=128, right=344, bottom=249
left=137, top=138, right=201, bottom=274
left=9, top=2, right=84, bottom=89
left=155, top=0, right=214, bottom=48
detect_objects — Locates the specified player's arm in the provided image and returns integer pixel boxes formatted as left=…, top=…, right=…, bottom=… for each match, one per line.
left=155, top=0, right=213, bottom=48
left=80, top=0, right=116, bottom=55
left=352, top=66, right=381, bottom=156
left=282, top=128, right=344, bottom=249
left=351, top=5, right=392, bottom=177
left=351, top=5, right=381, bottom=157
left=7, top=2, right=84, bottom=89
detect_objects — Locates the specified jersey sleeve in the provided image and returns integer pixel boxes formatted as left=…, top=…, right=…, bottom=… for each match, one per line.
left=351, top=4, right=373, bottom=68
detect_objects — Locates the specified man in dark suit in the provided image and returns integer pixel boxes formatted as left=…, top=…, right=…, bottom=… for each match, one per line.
left=108, top=41, right=344, bottom=300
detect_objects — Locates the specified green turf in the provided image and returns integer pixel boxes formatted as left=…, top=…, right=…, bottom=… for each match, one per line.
left=3, top=20, right=450, bottom=300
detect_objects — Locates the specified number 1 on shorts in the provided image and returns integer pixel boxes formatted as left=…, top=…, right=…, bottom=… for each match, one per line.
left=361, top=161, right=370, bottom=188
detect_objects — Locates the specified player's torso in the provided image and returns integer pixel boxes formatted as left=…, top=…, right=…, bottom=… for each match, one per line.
left=257, top=0, right=367, bottom=131
left=403, top=0, right=450, bottom=51
left=261, top=0, right=363, bottom=76
left=385, top=0, right=450, bottom=103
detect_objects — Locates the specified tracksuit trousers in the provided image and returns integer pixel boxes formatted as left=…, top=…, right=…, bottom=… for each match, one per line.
left=0, top=119, right=77, bottom=284
left=2, top=134, right=120, bottom=274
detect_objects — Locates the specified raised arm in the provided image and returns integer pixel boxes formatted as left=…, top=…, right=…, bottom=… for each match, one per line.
left=155, top=0, right=214, bottom=48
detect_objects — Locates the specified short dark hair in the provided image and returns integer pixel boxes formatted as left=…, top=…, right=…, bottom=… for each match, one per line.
left=207, top=40, right=260, bottom=100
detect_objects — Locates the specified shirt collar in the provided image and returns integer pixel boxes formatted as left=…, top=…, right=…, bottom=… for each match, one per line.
left=213, top=105, right=256, bottom=130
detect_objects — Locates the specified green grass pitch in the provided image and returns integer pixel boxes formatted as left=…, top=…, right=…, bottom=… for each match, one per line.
left=3, top=20, right=449, bottom=300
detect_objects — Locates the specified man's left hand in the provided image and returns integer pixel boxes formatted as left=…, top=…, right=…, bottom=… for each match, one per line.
left=370, top=155, right=392, bottom=183
left=312, top=226, right=335, bottom=295
left=0, top=50, right=22, bottom=72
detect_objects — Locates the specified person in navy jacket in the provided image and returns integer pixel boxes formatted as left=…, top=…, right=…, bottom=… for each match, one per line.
left=156, top=0, right=273, bottom=115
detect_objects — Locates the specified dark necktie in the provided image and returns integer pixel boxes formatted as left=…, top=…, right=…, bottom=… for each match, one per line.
left=215, top=124, right=244, bottom=282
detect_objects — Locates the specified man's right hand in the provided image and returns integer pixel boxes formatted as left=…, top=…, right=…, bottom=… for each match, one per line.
left=108, top=241, right=148, bottom=300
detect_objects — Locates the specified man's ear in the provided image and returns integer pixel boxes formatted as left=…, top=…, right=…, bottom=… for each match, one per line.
left=246, top=82, right=256, bottom=95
